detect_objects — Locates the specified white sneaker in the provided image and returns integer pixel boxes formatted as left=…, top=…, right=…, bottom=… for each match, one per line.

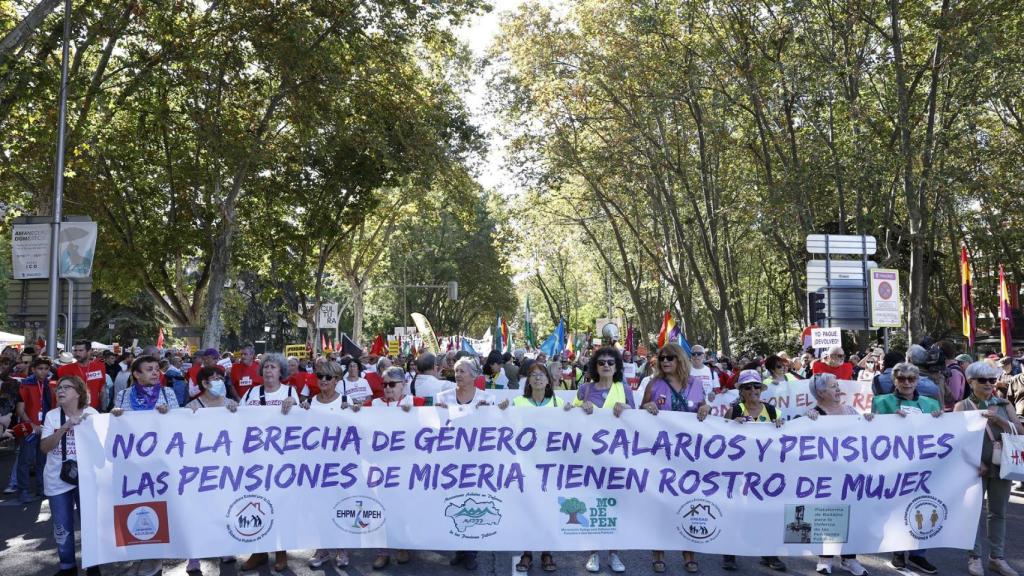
left=308, top=550, right=332, bottom=568
left=990, top=558, right=1020, bottom=576
left=840, top=558, right=867, bottom=576
left=585, top=553, right=600, bottom=573
left=2, top=486, right=16, bottom=494
left=816, top=559, right=833, bottom=574
left=609, top=553, right=625, bottom=573
left=969, top=557, right=984, bottom=576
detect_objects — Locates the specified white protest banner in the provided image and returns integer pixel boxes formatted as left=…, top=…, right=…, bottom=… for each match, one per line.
left=489, top=389, right=578, bottom=406
left=706, top=379, right=874, bottom=421
left=77, top=407, right=983, bottom=566
left=811, top=328, right=842, bottom=349
left=318, top=303, right=340, bottom=330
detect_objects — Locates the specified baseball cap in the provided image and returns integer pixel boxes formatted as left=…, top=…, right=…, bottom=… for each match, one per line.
left=736, top=369, right=763, bottom=387
left=954, top=353, right=973, bottom=363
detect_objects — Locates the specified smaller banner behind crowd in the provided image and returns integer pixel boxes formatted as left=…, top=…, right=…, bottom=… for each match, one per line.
left=489, top=378, right=872, bottom=420
left=77, top=404, right=984, bottom=566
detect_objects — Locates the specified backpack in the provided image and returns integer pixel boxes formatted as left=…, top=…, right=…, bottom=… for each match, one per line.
left=944, top=363, right=968, bottom=403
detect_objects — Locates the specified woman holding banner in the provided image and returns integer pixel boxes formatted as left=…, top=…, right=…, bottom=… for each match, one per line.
left=804, top=373, right=871, bottom=576
left=41, top=375, right=99, bottom=576
left=565, top=346, right=632, bottom=573
left=871, top=361, right=942, bottom=574
left=183, top=366, right=238, bottom=573
left=954, top=361, right=1022, bottom=576
left=237, top=353, right=298, bottom=574
left=640, top=343, right=701, bottom=574
left=299, top=360, right=352, bottom=569
left=437, top=357, right=493, bottom=571
left=498, top=362, right=563, bottom=572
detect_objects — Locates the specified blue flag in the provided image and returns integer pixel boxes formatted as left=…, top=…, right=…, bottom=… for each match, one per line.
left=461, top=338, right=478, bottom=356
left=539, top=319, right=565, bottom=357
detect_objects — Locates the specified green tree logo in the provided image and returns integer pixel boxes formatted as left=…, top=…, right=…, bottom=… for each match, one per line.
left=559, top=498, right=587, bottom=525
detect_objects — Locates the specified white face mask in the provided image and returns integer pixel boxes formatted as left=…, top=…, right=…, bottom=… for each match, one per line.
left=207, top=379, right=226, bottom=397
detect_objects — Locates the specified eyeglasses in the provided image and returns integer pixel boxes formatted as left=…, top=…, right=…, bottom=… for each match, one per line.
left=974, top=377, right=998, bottom=384
left=659, top=355, right=676, bottom=362
left=529, top=372, right=547, bottom=379
left=315, top=373, right=336, bottom=380
left=383, top=380, right=402, bottom=388
left=895, top=376, right=918, bottom=382
left=55, top=385, right=76, bottom=391
left=597, top=359, right=615, bottom=367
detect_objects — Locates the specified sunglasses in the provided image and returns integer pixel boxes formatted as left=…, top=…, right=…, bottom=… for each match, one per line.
left=659, top=355, right=676, bottom=362
left=974, top=377, right=998, bottom=384
left=315, top=373, right=336, bottom=380
left=597, top=359, right=616, bottom=367
left=383, top=380, right=402, bottom=388
left=692, top=351, right=705, bottom=356
left=895, top=376, right=918, bottom=382
left=739, top=384, right=760, bottom=391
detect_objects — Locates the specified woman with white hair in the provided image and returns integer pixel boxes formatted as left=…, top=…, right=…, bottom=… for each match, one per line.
left=434, top=356, right=494, bottom=571
left=871, top=361, right=941, bottom=574
left=955, top=361, right=1022, bottom=576
left=434, top=357, right=495, bottom=409
left=804, top=373, right=872, bottom=576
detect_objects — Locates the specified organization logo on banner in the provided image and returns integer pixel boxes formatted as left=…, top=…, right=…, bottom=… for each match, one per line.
left=676, top=499, right=722, bottom=544
left=332, top=496, right=386, bottom=534
left=443, top=493, right=502, bottom=539
left=113, top=501, right=170, bottom=546
left=226, top=494, right=274, bottom=542
left=905, top=495, right=947, bottom=540
left=557, top=496, right=619, bottom=535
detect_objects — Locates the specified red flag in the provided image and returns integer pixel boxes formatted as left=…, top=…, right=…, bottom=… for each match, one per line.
left=156, top=327, right=165, bottom=350
left=36, top=337, right=45, bottom=351
left=335, top=340, right=342, bottom=352
left=1000, top=265, right=1014, bottom=357
left=370, top=334, right=387, bottom=356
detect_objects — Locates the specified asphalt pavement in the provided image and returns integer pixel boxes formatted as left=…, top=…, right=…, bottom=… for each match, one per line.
left=2, top=443, right=1023, bottom=576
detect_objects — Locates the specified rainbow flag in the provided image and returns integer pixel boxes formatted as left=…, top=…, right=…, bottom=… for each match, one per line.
left=656, top=310, right=674, bottom=348
left=961, top=246, right=976, bottom=349
left=1000, top=265, right=1013, bottom=356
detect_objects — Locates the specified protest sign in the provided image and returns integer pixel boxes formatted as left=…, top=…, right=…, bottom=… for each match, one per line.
left=811, top=328, right=842, bottom=349
left=706, top=379, right=874, bottom=421
left=77, top=406, right=983, bottom=566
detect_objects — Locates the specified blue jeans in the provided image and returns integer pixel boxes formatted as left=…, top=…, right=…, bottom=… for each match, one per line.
left=16, top=433, right=44, bottom=501
left=50, top=488, right=80, bottom=569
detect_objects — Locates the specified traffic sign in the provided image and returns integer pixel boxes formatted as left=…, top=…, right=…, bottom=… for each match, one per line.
left=869, top=268, right=902, bottom=327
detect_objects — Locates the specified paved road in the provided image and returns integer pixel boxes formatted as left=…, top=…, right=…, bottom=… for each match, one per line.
left=2, top=444, right=1024, bottom=576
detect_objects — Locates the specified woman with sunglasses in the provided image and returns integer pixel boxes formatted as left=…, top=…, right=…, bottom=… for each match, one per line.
left=339, top=357, right=373, bottom=406
left=870, top=362, right=942, bottom=574
left=803, top=373, right=872, bottom=576
left=954, top=361, right=1022, bottom=576
left=699, top=370, right=786, bottom=572
left=640, top=343, right=702, bottom=574
left=298, top=360, right=350, bottom=569
left=564, top=346, right=633, bottom=573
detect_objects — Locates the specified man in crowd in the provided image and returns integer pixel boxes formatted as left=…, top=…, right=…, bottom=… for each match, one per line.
left=57, top=340, right=109, bottom=411
left=231, top=344, right=263, bottom=399
left=622, top=350, right=639, bottom=389
left=503, top=351, right=520, bottom=390
left=688, top=345, right=718, bottom=396
left=812, top=345, right=854, bottom=380
left=409, top=352, right=450, bottom=401
left=14, top=357, right=54, bottom=503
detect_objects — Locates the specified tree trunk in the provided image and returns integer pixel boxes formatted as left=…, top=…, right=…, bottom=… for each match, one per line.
left=348, top=275, right=367, bottom=345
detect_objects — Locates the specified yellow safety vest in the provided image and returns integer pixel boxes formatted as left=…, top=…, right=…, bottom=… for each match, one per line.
left=513, top=396, right=564, bottom=408
left=573, top=382, right=628, bottom=409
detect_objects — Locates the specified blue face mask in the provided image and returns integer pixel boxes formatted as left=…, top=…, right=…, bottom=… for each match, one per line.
left=208, top=379, right=226, bottom=397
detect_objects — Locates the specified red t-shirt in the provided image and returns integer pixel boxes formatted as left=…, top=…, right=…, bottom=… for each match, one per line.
left=19, top=377, right=55, bottom=426
left=474, top=375, right=486, bottom=390
left=57, top=360, right=107, bottom=410
left=811, top=360, right=854, bottom=380
left=231, top=362, right=263, bottom=398
left=285, top=372, right=319, bottom=397
left=364, top=372, right=385, bottom=399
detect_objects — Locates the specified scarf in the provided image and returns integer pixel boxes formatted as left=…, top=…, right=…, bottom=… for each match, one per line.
left=130, top=382, right=161, bottom=411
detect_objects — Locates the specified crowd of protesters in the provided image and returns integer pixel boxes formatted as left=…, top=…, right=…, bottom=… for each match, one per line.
left=1, top=336, right=1023, bottom=576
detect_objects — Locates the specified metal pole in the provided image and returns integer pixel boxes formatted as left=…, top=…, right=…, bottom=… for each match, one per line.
left=65, top=278, right=74, bottom=351
left=402, top=259, right=408, bottom=328
left=46, top=0, right=72, bottom=358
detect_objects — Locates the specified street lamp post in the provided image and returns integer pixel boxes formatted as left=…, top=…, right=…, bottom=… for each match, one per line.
left=45, top=0, right=73, bottom=358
